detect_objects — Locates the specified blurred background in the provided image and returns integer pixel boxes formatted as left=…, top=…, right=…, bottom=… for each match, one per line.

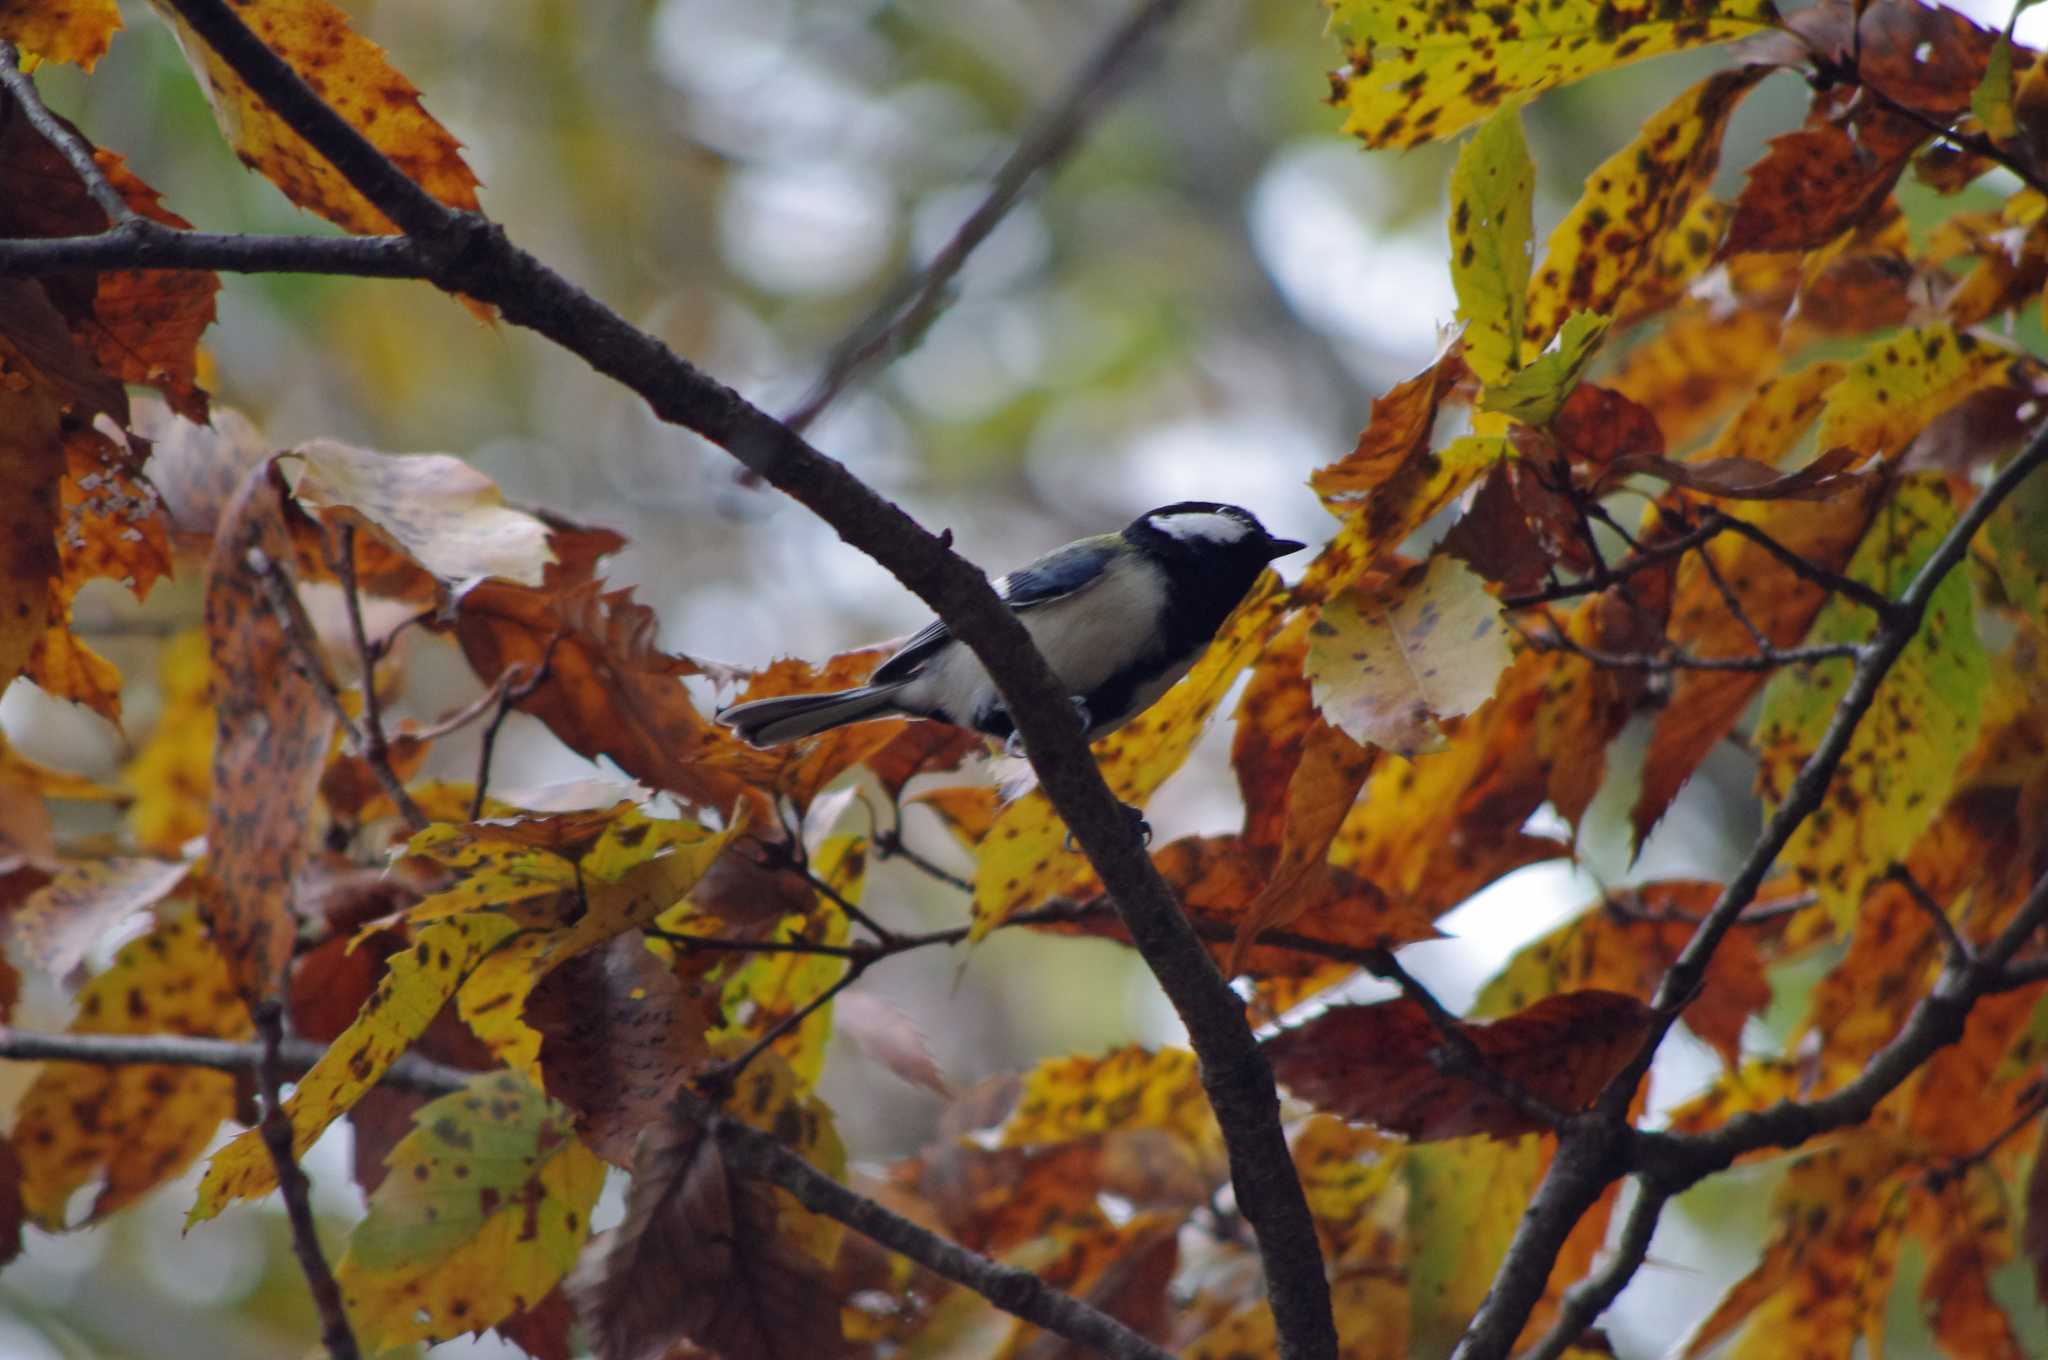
left=5, top=0, right=2045, bottom=1355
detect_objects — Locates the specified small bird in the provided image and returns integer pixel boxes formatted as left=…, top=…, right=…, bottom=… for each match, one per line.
left=719, top=502, right=1305, bottom=750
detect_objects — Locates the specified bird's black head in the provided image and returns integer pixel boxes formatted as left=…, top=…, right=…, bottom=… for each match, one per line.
left=1123, top=503, right=1306, bottom=647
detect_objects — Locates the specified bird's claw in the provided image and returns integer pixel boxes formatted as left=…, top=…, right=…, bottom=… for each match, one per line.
left=1000, top=696, right=1093, bottom=760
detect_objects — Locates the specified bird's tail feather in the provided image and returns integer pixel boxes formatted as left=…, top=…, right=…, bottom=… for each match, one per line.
left=719, top=685, right=905, bottom=747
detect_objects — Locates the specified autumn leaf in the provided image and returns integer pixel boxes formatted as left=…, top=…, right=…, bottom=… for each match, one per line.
left=148, top=0, right=482, bottom=236
left=1185, top=1271, right=1407, bottom=1360
left=1302, top=434, right=1506, bottom=606
left=0, top=0, right=123, bottom=67
left=1002, top=1046, right=1222, bottom=1169
left=1524, top=67, right=1767, bottom=347
left=190, top=910, right=523, bottom=1223
left=15, top=915, right=248, bottom=1225
left=13, top=856, right=190, bottom=980
left=1324, top=0, right=1778, bottom=150
left=1232, top=610, right=1317, bottom=851
left=121, top=629, right=214, bottom=854
left=726, top=644, right=917, bottom=812
left=1308, top=554, right=1511, bottom=757
left=1000, top=1213, right=1180, bottom=1359
left=576, top=1100, right=850, bottom=1360
left=1632, top=479, right=1884, bottom=848
left=1817, top=325, right=2020, bottom=464
left=1265, top=989, right=1652, bottom=1140
left=1755, top=476, right=1989, bottom=921
left=1448, top=104, right=1534, bottom=385
left=201, top=460, right=337, bottom=1004
left=1291, top=1115, right=1403, bottom=1270
left=337, top=1071, right=605, bottom=1351
left=0, top=338, right=64, bottom=702
left=1607, top=302, right=1785, bottom=450
left=1482, top=311, right=1609, bottom=425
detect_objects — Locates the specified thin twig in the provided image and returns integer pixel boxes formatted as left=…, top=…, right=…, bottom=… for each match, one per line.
left=1886, top=864, right=1970, bottom=967
left=471, top=655, right=552, bottom=821
left=0, top=223, right=428, bottom=278
left=679, top=1088, right=1175, bottom=1360
left=799, top=863, right=899, bottom=944
left=1518, top=616, right=1863, bottom=674
left=1694, top=537, right=1775, bottom=655
left=252, top=998, right=361, bottom=1360
left=1712, top=515, right=1899, bottom=619
left=1500, top=516, right=1726, bottom=610
left=696, top=956, right=870, bottom=1094
left=873, top=824, right=975, bottom=894
left=0, top=1025, right=472, bottom=1093
left=779, top=0, right=1190, bottom=433
left=1515, top=1180, right=1670, bottom=1360
left=0, top=41, right=134, bottom=223
left=328, top=522, right=427, bottom=832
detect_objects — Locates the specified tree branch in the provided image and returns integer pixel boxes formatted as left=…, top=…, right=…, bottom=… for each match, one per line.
left=0, top=222, right=429, bottom=278
left=1449, top=427, right=2048, bottom=1360
left=0, top=1025, right=472, bottom=1094
left=779, top=0, right=1189, bottom=433
left=252, top=1000, right=360, bottom=1360
left=677, top=1088, right=1176, bottom=1360
left=150, top=1, right=1337, bottom=1351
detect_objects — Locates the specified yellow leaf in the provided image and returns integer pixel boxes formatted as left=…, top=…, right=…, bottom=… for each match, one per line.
left=1449, top=105, right=1534, bottom=385
left=969, top=580, right=1283, bottom=935
left=1183, top=1272, right=1407, bottom=1360
left=337, top=1071, right=604, bottom=1350
left=1325, top=0, right=1778, bottom=150
left=189, top=911, right=523, bottom=1223
left=16, top=916, right=248, bottom=1225
left=1292, top=1115, right=1403, bottom=1270
left=718, top=1053, right=847, bottom=1266
left=1692, top=359, right=1848, bottom=466
left=122, top=630, right=215, bottom=855
left=1524, top=67, right=1768, bottom=347
left=1002, top=1046, right=1222, bottom=1169
left=1755, top=477, right=1989, bottom=922
left=0, top=0, right=122, bottom=67
left=148, top=0, right=482, bottom=236
left=1303, top=434, right=1506, bottom=606
left=1817, top=325, right=2017, bottom=463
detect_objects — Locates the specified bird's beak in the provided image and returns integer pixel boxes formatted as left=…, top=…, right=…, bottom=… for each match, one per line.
left=1264, top=537, right=1307, bottom=560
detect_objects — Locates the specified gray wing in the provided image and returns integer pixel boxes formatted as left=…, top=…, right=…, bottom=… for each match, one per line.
left=867, top=535, right=1119, bottom=686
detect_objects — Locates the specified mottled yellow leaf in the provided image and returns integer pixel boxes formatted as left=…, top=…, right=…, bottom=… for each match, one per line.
left=15, top=916, right=248, bottom=1225
left=1449, top=105, right=1534, bottom=385
left=1325, top=0, right=1778, bottom=150
left=338, top=1072, right=604, bottom=1350
left=1817, top=325, right=2016, bottom=463
left=122, top=629, right=214, bottom=855
left=0, top=0, right=122, bottom=68
left=1755, top=477, right=1988, bottom=922
left=1002, top=1046, right=1222, bottom=1169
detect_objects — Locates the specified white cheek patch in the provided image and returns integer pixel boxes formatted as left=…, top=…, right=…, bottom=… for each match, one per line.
left=1150, top=511, right=1251, bottom=545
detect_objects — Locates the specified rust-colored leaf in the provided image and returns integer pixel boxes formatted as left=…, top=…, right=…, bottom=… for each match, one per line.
left=527, top=933, right=718, bottom=1166
left=1265, top=989, right=1652, bottom=1140
left=1228, top=720, right=1379, bottom=969
left=576, top=1109, right=851, bottom=1360
left=725, top=645, right=920, bottom=813
left=0, top=339, right=63, bottom=701
left=202, top=460, right=336, bottom=1004
left=452, top=575, right=775, bottom=819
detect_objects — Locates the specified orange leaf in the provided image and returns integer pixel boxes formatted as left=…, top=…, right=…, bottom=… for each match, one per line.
left=202, top=460, right=337, bottom=1003
left=0, top=0, right=122, bottom=67
left=727, top=645, right=922, bottom=813
left=0, top=341, right=63, bottom=698
left=151, top=0, right=482, bottom=237
left=1265, top=990, right=1652, bottom=1140
left=1228, top=721, right=1377, bottom=972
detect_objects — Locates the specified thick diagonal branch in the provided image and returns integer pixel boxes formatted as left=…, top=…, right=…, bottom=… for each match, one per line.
left=136, top=4, right=1337, bottom=1353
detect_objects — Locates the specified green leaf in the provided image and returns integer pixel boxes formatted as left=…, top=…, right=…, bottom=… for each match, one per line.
left=1450, top=105, right=1535, bottom=386
left=1480, top=311, right=1611, bottom=425
left=1754, top=476, right=1990, bottom=923
left=338, top=1071, right=605, bottom=1349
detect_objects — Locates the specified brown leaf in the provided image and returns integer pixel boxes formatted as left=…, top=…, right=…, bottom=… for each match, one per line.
left=527, top=934, right=718, bottom=1165
left=1442, top=463, right=1555, bottom=597
left=1724, top=114, right=1922, bottom=256
left=0, top=344, right=63, bottom=699
left=1265, top=990, right=1652, bottom=1141
left=1310, top=345, right=1470, bottom=507
left=728, top=645, right=920, bottom=812
left=496, top=1287, right=577, bottom=1360
left=1229, top=720, right=1377, bottom=971
left=863, top=722, right=983, bottom=800
left=203, top=461, right=338, bottom=1003
left=1231, top=612, right=1316, bottom=852
left=1605, top=445, right=1864, bottom=501
left=59, top=428, right=172, bottom=601
left=13, top=857, right=189, bottom=979
left=0, top=1136, right=22, bottom=1269
left=896, top=1138, right=1107, bottom=1254
left=1055, top=833, right=1436, bottom=979
left=1011, top=1215, right=1180, bottom=1360
left=0, top=106, right=214, bottom=419
left=1554, top=383, right=1663, bottom=469
left=452, top=576, right=775, bottom=818
left=576, top=1115, right=849, bottom=1360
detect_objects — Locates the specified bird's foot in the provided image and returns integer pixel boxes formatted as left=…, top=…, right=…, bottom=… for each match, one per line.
left=999, top=696, right=1093, bottom=759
